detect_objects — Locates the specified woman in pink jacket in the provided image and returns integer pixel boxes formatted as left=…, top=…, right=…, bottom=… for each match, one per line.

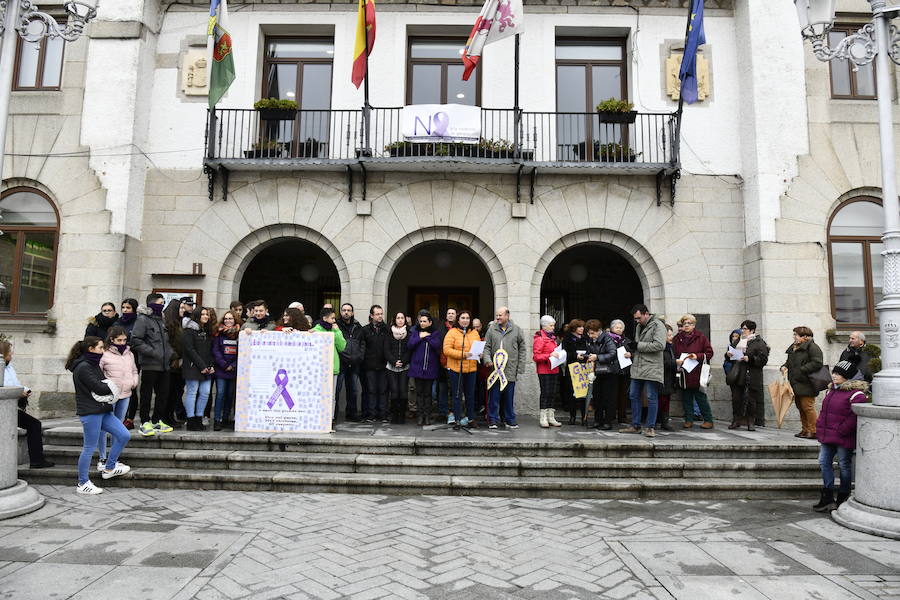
left=533, top=315, right=562, bottom=428
left=99, top=326, right=139, bottom=471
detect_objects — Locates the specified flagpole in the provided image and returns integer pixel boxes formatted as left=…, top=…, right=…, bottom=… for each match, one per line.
left=513, top=33, right=520, bottom=158
left=362, top=15, right=372, bottom=156
left=674, top=1, right=694, bottom=156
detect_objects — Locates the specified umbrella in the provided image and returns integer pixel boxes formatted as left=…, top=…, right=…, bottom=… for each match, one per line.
left=767, top=376, right=794, bottom=428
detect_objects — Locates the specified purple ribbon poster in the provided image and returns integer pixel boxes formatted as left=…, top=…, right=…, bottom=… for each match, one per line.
left=234, top=331, right=334, bottom=433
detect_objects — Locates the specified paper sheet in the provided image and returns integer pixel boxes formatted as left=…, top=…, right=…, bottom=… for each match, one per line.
left=617, top=346, right=632, bottom=369
left=549, top=345, right=567, bottom=370
left=680, top=353, right=699, bottom=373
left=728, top=346, right=744, bottom=361
left=467, top=340, right=486, bottom=360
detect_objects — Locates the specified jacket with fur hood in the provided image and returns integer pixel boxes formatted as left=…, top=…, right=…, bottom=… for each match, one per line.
left=100, top=345, right=139, bottom=399
left=817, top=379, right=869, bottom=449
left=130, top=305, right=172, bottom=372
left=181, top=317, right=213, bottom=381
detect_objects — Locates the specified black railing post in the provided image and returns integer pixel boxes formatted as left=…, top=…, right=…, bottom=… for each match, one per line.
left=207, top=108, right=218, bottom=160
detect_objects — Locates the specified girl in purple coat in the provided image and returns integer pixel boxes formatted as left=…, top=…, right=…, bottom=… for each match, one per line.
left=813, top=360, right=869, bottom=513
left=407, top=311, right=442, bottom=425
left=211, top=311, right=239, bottom=431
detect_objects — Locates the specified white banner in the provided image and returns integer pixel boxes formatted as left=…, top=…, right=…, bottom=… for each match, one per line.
left=235, top=331, right=334, bottom=433
left=401, top=104, right=481, bottom=143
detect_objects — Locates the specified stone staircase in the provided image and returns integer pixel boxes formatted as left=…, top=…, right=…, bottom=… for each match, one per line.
left=18, top=422, right=826, bottom=499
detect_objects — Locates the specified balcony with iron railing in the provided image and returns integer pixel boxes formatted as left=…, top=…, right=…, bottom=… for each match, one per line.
left=203, top=107, right=681, bottom=203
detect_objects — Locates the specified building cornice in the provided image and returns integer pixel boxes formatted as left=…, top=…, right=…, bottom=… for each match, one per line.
left=166, top=0, right=733, bottom=12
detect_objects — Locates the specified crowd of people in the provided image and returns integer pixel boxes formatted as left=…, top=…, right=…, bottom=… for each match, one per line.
left=7, top=294, right=876, bottom=502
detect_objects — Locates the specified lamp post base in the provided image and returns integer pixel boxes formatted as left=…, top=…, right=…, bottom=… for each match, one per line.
left=833, top=498, right=900, bottom=540
left=0, top=479, right=44, bottom=520
left=831, top=403, right=900, bottom=539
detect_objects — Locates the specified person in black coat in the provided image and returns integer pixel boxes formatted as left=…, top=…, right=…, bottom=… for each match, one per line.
left=85, top=302, right=118, bottom=341
left=129, top=293, right=173, bottom=435
left=657, top=324, right=677, bottom=431
left=65, top=337, right=131, bottom=494
left=181, top=306, right=215, bottom=431
left=361, top=305, right=389, bottom=421
left=585, top=320, right=618, bottom=430
left=113, top=298, right=139, bottom=342
left=839, top=331, right=874, bottom=383
left=562, top=319, right=590, bottom=425
left=384, top=311, right=412, bottom=424
left=337, top=303, right=366, bottom=422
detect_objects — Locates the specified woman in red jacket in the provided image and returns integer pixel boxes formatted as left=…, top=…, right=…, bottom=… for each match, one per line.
left=673, top=314, right=715, bottom=429
left=533, top=315, right=562, bottom=428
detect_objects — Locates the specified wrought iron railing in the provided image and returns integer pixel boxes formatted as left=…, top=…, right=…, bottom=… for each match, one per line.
left=205, top=108, right=679, bottom=166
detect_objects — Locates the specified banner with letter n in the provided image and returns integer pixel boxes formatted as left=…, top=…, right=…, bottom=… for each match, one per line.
left=401, top=103, right=481, bottom=143
left=235, top=331, right=334, bottom=433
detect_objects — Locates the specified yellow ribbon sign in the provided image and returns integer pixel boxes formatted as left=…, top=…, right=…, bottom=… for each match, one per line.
left=486, top=348, right=509, bottom=391
left=568, top=363, right=590, bottom=399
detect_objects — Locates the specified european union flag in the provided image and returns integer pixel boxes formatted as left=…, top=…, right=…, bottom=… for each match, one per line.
left=679, top=0, right=706, bottom=104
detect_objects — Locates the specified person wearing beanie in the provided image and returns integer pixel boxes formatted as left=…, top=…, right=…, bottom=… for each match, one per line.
left=812, top=360, right=869, bottom=512
left=130, top=293, right=174, bottom=436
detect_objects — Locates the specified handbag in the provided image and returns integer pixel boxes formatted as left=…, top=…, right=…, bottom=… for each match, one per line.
left=725, top=362, right=747, bottom=387
left=808, top=364, right=832, bottom=393
left=699, top=355, right=712, bottom=391
left=91, top=379, right=120, bottom=405
left=595, top=361, right=614, bottom=375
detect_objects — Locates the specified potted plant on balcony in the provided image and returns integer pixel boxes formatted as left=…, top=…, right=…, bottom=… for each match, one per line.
left=594, top=142, right=639, bottom=162
left=296, top=137, right=321, bottom=158
left=254, top=98, right=299, bottom=121
left=244, top=139, right=291, bottom=159
left=595, top=98, right=637, bottom=124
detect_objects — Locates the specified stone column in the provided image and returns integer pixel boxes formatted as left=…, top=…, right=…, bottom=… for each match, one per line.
left=0, top=386, right=44, bottom=520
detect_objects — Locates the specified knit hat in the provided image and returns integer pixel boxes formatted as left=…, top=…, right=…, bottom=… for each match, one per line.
left=832, top=360, right=856, bottom=380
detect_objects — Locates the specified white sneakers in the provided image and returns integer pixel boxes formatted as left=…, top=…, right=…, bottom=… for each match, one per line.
left=101, top=463, right=131, bottom=480
left=76, top=480, right=103, bottom=495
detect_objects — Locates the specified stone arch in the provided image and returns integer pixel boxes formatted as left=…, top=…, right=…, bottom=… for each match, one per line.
left=371, top=226, right=509, bottom=308
left=217, top=223, right=351, bottom=307
left=530, top=228, right=665, bottom=313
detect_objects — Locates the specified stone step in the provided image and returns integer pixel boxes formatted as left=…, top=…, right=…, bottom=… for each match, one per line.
left=38, top=445, right=820, bottom=479
left=17, top=465, right=823, bottom=499
left=41, top=427, right=821, bottom=460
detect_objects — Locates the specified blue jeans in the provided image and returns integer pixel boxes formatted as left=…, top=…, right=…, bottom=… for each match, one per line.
left=819, top=443, right=853, bottom=491
left=97, top=396, right=129, bottom=461
left=79, top=412, right=130, bottom=484
left=488, top=381, right=517, bottom=425
left=629, top=379, right=659, bottom=428
left=183, top=378, right=212, bottom=418
left=336, top=365, right=361, bottom=420
left=214, top=378, right=235, bottom=421
left=449, top=371, right=476, bottom=421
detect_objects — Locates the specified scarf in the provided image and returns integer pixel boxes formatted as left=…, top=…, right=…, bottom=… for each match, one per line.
left=218, top=325, right=239, bottom=339
left=95, top=313, right=117, bottom=328
left=737, top=333, right=755, bottom=352
left=252, top=316, right=270, bottom=327
left=609, top=331, right=622, bottom=345
left=83, top=351, right=102, bottom=365
left=315, top=319, right=333, bottom=330
left=149, top=303, right=164, bottom=316
left=118, top=312, right=136, bottom=325
left=392, top=325, right=407, bottom=340
left=113, top=344, right=128, bottom=355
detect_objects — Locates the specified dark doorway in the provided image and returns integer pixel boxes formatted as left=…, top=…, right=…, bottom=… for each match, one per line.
left=388, top=242, right=494, bottom=323
left=239, top=239, right=340, bottom=318
left=540, top=244, right=643, bottom=333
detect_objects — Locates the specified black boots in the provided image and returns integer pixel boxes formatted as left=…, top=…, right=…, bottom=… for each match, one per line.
left=186, top=416, right=206, bottom=431
left=836, top=489, right=851, bottom=508
left=813, top=487, right=836, bottom=512
left=658, top=413, right=673, bottom=431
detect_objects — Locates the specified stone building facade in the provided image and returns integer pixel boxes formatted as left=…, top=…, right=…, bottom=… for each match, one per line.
left=1, top=0, right=891, bottom=420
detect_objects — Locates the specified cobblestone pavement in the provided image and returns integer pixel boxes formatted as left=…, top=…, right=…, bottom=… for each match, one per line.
left=1, top=486, right=898, bottom=600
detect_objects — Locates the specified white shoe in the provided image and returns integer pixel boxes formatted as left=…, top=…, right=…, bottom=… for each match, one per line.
left=96, top=460, right=106, bottom=472
left=101, top=463, right=131, bottom=480
left=547, top=409, right=562, bottom=427
left=539, top=409, right=550, bottom=428
left=77, top=480, right=104, bottom=495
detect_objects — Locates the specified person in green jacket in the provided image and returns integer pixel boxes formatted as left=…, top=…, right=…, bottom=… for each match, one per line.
left=312, top=307, right=347, bottom=398
left=781, top=326, right=824, bottom=439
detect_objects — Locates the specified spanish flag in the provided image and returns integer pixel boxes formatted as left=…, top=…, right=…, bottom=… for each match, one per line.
left=351, top=0, right=376, bottom=89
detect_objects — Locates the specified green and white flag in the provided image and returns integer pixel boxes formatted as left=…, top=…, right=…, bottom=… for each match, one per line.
left=208, top=0, right=234, bottom=108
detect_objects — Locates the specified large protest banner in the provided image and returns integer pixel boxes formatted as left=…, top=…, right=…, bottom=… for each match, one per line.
left=235, top=331, right=334, bottom=433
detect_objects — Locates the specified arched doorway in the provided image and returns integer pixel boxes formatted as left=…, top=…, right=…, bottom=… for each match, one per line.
left=540, top=244, right=643, bottom=331
left=239, top=239, right=341, bottom=318
left=388, top=241, right=495, bottom=323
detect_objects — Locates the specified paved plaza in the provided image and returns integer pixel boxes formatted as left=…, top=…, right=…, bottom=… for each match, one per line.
left=0, top=486, right=898, bottom=599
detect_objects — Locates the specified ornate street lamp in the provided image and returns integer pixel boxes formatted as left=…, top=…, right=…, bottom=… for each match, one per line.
left=795, top=0, right=900, bottom=540
left=0, top=1, right=95, bottom=521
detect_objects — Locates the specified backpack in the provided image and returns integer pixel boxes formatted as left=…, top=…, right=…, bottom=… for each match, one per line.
left=340, top=336, right=364, bottom=365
